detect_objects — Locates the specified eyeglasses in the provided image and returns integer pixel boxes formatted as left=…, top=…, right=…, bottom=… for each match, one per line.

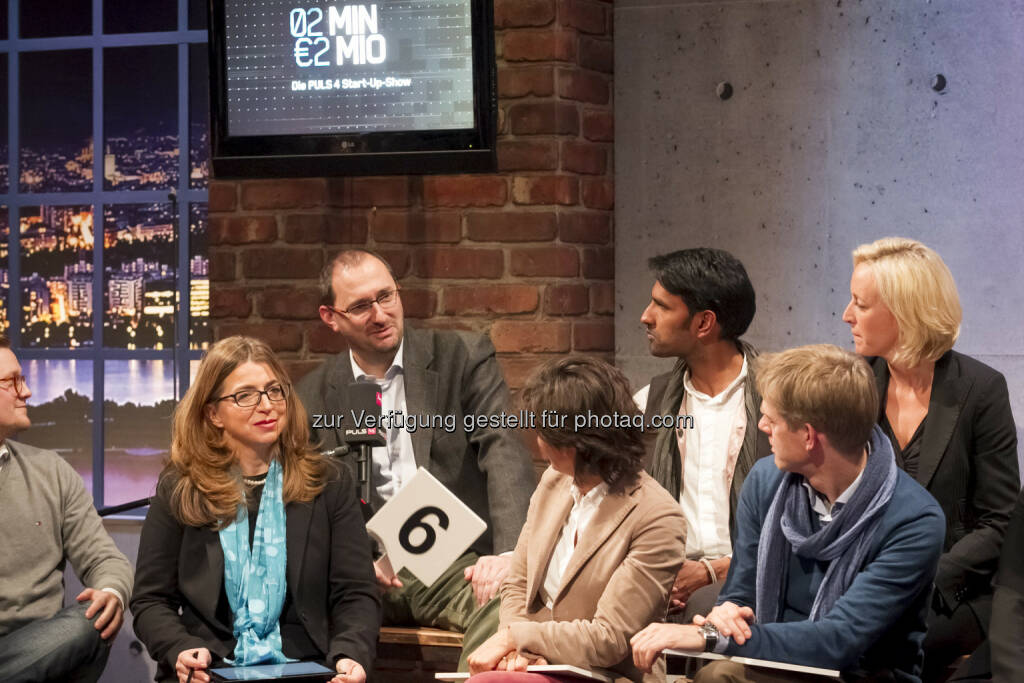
left=212, top=384, right=288, bottom=408
left=326, top=288, right=400, bottom=319
left=0, top=374, right=28, bottom=396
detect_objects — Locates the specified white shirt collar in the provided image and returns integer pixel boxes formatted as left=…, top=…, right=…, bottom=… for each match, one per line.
left=803, top=467, right=865, bottom=523
left=349, top=340, right=405, bottom=383
left=683, top=354, right=748, bottom=405
left=570, top=480, right=609, bottom=507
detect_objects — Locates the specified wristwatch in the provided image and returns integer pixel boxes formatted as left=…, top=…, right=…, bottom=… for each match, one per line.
left=699, top=621, right=720, bottom=653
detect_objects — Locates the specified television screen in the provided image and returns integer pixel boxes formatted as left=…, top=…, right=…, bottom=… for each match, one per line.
left=209, top=0, right=496, bottom=177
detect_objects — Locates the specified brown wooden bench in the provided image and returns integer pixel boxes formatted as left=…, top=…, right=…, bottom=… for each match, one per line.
left=376, top=627, right=465, bottom=682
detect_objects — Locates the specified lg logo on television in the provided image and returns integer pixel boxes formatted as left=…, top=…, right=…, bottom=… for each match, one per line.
left=290, top=4, right=387, bottom=67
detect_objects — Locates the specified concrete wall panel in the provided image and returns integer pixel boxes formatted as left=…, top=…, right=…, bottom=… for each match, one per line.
left=615, top=0, right=1024, bottom=463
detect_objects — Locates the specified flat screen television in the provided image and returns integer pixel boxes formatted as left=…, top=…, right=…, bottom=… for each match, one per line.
left=208, top=0, right=497, bottom=177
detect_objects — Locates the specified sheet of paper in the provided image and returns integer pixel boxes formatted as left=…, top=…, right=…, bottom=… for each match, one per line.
left=664, top=649, right=841, bottom=679
left=435, top=664, right=614, bottom=681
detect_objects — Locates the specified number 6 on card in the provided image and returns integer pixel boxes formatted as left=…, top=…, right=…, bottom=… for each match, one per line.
left=365, top=468, right=487, bottom=587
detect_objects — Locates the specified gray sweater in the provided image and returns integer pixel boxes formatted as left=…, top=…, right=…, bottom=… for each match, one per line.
left=0, top=440, right=133, bottom=637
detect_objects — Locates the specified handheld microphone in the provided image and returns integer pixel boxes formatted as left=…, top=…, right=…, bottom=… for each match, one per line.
left=321, top=444, right=351, bottom=458
left=344, top=381, right=384, bottom=509
left=322, top=440, right=371, bottom=522
left=343, top=382, right=387, bottom=447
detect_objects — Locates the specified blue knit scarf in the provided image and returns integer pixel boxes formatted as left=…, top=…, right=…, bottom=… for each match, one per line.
left=755, top=426, right=898, bottom=622
left=219, top=458, right=295, bottom=665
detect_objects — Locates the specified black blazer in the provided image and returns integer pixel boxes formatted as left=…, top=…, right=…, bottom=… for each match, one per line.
left=131, top=463, right=381, bottom=682
left=870, top=350, right=1020, bottom=610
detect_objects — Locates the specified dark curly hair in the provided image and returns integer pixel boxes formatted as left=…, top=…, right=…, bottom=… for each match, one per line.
left=519, top=356, right=645, bottom=493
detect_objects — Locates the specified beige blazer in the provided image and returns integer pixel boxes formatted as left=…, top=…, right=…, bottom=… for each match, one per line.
left=501, top=467, right=686, bottom=681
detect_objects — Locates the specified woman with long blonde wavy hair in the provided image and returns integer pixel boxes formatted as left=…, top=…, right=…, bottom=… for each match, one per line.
left=131, top=336, right=380, bottom=683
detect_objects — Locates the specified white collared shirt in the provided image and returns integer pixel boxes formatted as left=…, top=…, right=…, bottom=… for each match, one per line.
left=540, top=481, right=609, bottom=609
left=349, top=342, right=417, bottom=502
left=678, top=356, right=747, bottom=560
left=802, top=468, right=865, bottom=523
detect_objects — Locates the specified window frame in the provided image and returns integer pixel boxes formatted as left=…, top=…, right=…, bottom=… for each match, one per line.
left=0, top=0, right=209, bottom=510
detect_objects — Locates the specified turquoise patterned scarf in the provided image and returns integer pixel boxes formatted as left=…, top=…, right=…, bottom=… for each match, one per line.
left=219, top=458, right=295, bottom=665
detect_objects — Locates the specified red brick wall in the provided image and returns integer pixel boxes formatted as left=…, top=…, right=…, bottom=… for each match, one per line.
left=208, top=0, right=614, bottom=389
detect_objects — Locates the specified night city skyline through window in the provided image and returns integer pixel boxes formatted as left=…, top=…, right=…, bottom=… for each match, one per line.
left=20, top=50, right=93, bottom=193
left=103, top=45, right=179, bottom=191
left=1, top=0, right=210, bottom=509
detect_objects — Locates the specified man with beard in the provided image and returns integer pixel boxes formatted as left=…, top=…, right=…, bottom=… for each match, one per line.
left=297, top=249, right=536, bottom=664
left=636, top=248, right=770, bottom=622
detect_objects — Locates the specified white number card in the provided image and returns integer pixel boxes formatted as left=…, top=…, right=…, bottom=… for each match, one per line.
left=366, top=468, right=487, bottom=587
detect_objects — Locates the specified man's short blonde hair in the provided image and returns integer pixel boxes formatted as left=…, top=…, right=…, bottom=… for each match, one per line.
left=853, top=237, right=961, bottom=367
left=755, top=344, right=878, bottom=456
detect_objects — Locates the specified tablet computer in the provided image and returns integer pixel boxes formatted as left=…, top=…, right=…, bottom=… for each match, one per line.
left=209, top=661, right=334, bottom=682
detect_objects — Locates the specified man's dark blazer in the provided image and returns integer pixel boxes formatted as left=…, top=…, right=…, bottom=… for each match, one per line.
left=869, top=350, right=1020, bottom=612
left=131, top=464, right=380, bottom=682
left=296, top=326, right=536, bottom=556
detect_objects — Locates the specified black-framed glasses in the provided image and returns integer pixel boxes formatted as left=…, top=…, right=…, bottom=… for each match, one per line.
left=326, top=288, right=400, bottom=318
left=0, top=374, right=29, bottom=396
left=213, top=384, right=289, bottom=408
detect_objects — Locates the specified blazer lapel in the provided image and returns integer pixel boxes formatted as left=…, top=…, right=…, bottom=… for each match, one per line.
left=526, top=475, right=574, bottom=607
left=181, top=527, right=227, bottom=633
left=402, top=329, right=437, bottom=470
left=285, top=499, right=313, bottom=599
left=871, top=357, right=888, bottom=402
left=554, top=483, right=638, bottom=605
left=918, top=352, right=972, bottom=488
left=189, top=503, right=312, bottom=637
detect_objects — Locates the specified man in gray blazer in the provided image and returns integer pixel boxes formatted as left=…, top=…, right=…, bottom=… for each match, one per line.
left=0, top=335, right=133, bottom=682
left=296, top=249, right=536, bottom=651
